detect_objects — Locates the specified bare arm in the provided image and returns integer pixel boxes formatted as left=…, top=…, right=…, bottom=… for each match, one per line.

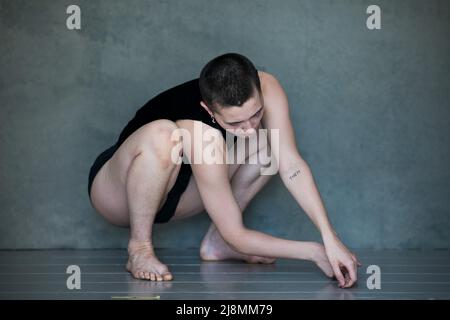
left=177, top=120, right=319, bottom=261
left=260, top=71, right=361, bottom=287
left=260, top=73, right=333, bottom=236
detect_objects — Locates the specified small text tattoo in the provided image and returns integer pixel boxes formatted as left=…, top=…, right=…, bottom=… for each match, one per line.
left=289, top=169, right=301, bottom=180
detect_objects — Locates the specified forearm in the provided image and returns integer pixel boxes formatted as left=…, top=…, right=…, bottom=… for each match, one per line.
left=279, top=156, right=335, bottom=237
left=230, top=228, right=317, bottom=261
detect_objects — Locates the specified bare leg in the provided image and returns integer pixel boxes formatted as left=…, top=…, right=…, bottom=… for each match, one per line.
left=90, top=120, right=182, bottom=281
left=125, top=148, right=178, bottom=281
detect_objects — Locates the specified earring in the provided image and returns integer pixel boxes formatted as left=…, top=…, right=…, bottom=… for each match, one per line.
left=211, top=114, right=216, bottom=123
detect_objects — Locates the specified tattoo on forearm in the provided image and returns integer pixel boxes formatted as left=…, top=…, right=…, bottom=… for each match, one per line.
left=289, top=169, right=301, bottom=180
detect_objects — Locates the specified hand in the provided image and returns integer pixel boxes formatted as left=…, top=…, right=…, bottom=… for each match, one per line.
left=323, top=233, right=361, bottom=288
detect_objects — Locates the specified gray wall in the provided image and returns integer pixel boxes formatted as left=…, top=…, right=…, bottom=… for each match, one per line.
left=0, top=0, right=449, bottom=249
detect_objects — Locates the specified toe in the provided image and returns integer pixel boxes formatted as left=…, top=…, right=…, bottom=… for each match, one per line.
left=157, top=265, right=169, bottom=274
left=156, top=265, right=172, bottom=281
left=150, top=273, right=156, bottom=281
left=163, top=272, right=173, bottom=281
left=245, top=256, right=256, bottom=263
left=144, top=272, right=150, bottom=280
left=156, top=274, right=163, bottom=281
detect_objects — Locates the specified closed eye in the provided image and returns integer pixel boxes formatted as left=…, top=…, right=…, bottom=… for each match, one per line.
left=252, top=108, right=262, bottom=118
left=226, top=107, right=263, bottom=125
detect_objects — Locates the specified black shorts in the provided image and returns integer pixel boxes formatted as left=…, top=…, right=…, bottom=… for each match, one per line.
left=87, top=144, right=192, bottom=223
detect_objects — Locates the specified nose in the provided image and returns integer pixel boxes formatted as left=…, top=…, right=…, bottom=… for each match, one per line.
left=241, top=122, right=256, bottom=135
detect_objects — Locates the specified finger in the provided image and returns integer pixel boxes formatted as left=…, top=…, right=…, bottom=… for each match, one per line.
left=351, top=254, right=362, bottom=267
left=344, top=261, right=358, bottom=288
left=341, top=266, right=350, bottom=285
left=331, top=263, right=345, bottom=288
left=352, top=254, right=361, bottom=266
left=356, top=258, right=362, bottom=266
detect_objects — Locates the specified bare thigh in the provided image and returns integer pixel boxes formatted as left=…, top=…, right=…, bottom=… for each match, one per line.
left=89, top=120, right=181, bottom=226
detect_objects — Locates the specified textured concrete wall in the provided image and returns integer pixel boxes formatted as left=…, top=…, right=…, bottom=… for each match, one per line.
left=0, top=0, right=449, bottom=249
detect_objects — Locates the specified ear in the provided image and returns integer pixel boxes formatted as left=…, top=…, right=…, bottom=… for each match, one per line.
left=200, top=101, right=213, bottom=116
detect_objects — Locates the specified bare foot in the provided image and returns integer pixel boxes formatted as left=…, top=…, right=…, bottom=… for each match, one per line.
left=309, top=243, right=334, bottom=278
left=126, top=240, right=173, bottom=281
left=200, top=224, right=276, bottom=264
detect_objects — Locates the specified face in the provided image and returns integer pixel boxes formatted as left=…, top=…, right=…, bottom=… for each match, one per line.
left=201, top=91, right=264, bottom=137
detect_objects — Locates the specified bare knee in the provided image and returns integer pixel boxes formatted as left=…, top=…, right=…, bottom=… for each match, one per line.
left=135, top=120, right=183, bottom=169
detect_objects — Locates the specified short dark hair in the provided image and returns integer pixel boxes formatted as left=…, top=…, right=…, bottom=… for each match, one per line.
left=199, top=53, right=261, bottom=111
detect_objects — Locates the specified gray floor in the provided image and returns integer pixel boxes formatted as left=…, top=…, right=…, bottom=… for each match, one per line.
left=0, top=249, right=449, bottom=300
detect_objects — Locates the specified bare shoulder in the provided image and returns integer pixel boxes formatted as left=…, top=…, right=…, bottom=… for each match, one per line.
left=258, top=70, right=278, bottom=88
left=257, top=72, right=296, bottom=152
left=257, top=71, right=286, bottom=101
left=257, top=70, right=289, bottom=115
